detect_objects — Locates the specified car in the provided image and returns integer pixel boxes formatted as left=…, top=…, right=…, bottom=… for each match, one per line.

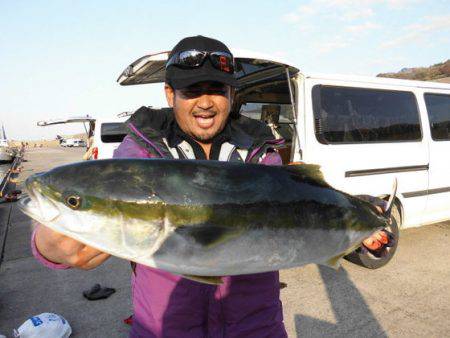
left=116, top=48, right=450, bottom=269
left=38, top=115, right=128, bottom=160
left=72, top=139, right=86, bottom=148
left=87, top=118, right=128, bottom=159
left=64, top=138, right=77, bottom=147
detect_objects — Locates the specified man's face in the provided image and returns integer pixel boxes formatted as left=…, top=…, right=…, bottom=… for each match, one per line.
left=165, top=81, right=232, bottom=142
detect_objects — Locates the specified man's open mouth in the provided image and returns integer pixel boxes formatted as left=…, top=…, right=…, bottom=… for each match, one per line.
left=194, top=114, right=216, bottom=129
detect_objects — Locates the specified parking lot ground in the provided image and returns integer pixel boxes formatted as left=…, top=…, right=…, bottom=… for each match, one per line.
left=1, top=147, right=449, bottom=337
left=281, top=221, right=450, bottom=337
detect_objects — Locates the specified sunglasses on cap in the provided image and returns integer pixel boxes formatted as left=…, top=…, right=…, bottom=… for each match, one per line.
left=166, top=50, right=235, bottom=74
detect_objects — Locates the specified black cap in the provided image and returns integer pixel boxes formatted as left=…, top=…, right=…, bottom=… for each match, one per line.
left=165, top=35, right=238, bottom=89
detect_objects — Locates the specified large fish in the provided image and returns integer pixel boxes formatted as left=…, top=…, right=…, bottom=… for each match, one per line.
left=20, top=159, right=395, bottom=283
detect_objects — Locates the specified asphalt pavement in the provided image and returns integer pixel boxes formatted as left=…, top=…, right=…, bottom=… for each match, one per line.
left=0, top=147, right=448, bottom=337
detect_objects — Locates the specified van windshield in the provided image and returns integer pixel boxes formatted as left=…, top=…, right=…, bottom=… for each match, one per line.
left=101, top=123, right=127, bottom=143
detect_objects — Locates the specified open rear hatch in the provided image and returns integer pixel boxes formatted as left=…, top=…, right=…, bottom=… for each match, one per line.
left=116, top=49, right=299, bottom=88
left=117, top=49, right=301, bottom=163
left=37, top=116, right=95, bottom=127
left=37, top=116, right=96, bottom=141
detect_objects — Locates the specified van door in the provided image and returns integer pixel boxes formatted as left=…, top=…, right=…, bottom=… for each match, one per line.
left=421, top=91, right=450, bottom=223
left=302, top=79, right=429, bottom=228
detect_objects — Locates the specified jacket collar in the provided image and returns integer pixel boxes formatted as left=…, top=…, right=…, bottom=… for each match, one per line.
left=126, top=106, right=279, bottom=150
left=165, top=120, right=231, bottom=149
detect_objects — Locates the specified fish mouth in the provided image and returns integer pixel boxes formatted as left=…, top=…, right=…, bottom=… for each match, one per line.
left=19, top=197, right=40, bottom=219
left=19, top=184, right=61, bottom=224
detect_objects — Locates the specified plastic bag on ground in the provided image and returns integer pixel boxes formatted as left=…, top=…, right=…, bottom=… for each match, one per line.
left=13, top=313, right=71, bottom=338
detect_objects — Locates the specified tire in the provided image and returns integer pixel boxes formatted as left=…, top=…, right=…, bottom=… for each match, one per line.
left=344, top=204, right=401, bottom=269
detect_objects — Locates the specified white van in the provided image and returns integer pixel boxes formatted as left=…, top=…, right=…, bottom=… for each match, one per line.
left=117, top=49, right=450, bottom=268
left=72, top=139, right=86, bottom=147
left=90, top=117, right=128, bottom=159
left=64, top=138, right=85, bottom=147
left=37, top=116, right=128, bottom=159
left=297, top=74, right=450, bottom=229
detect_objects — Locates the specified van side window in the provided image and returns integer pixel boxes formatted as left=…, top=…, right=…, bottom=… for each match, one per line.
left=312, top=85, right=422, bottom=144
left=424, top=93, right=450, bottom=141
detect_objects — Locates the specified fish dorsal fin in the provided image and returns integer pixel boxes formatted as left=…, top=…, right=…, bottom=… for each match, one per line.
left=182, top=274, right=223, bottom=285
left=284, top=163, right=330, bottom=187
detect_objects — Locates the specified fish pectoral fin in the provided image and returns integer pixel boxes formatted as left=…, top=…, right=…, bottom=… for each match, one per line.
left=182, top=274, right=223, bottom=285
left=175, top=224, right=243, bottom=248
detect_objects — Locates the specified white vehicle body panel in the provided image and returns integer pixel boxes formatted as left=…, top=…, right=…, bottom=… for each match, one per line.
left=92, top=117, right=128, bottom=159
left=416, top=89, right=450, bottom=224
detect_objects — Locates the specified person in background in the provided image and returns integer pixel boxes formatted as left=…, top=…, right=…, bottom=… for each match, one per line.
left=82, top=136, right=94, bottom=160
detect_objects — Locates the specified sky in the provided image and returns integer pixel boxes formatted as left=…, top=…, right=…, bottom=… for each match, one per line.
left=1, top=0, right=449, bottom=140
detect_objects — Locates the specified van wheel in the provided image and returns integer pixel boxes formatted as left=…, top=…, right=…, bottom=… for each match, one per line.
left=344, top=205, right=401, bottom=269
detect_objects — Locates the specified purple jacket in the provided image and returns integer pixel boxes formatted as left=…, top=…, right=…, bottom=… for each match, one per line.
left=32, top=107, right=288, bottom=338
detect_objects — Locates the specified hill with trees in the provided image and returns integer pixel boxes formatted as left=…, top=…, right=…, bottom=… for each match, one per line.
left=377, top=59, right=450, bottom=83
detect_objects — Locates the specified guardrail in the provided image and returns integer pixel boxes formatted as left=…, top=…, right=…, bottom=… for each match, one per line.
left=0, top=200, right=13, bottom=268
left=0, top=149, right=24, bottom=268
left=0, top=150, right=23, bottom=199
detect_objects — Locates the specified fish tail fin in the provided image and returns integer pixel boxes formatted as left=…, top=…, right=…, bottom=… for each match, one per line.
left=383, top=178, right=398, bottom=218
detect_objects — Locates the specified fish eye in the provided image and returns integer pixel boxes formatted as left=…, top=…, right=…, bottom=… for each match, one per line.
left=66, top=195, right=81, bottom=210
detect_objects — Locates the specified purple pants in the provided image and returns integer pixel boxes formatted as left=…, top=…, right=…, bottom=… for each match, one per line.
left=130, top=265, right=286, bottom=338
left=118, top=135, right=287, bottom=337
left=32, top=132, right=288, bottom=337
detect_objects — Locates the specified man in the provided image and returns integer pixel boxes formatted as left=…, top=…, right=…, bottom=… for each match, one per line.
left=32, top=36, right=287, bottom=337
left=32, top=35, right=387, bottom=337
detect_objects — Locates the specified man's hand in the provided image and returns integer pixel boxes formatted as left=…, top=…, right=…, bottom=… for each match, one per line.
left=357, top=196, right=392, bottom=252
left=362, top=229, right=389, bottom=251
left=35, top=224, right=110, bottom=270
